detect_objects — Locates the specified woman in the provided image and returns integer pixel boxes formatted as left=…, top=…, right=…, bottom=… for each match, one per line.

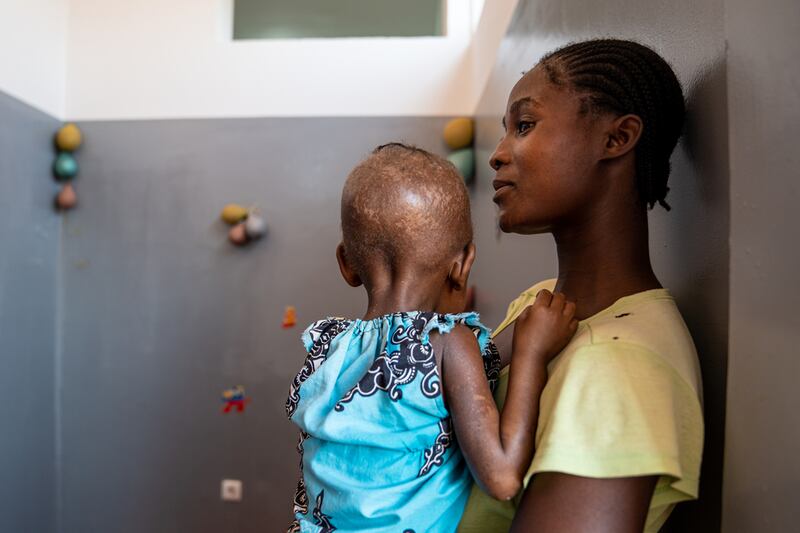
left=457, top=39, right=704, bottom=533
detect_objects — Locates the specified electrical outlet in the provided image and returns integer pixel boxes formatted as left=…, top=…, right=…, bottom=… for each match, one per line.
left=221, top=479, right=242, bottom=502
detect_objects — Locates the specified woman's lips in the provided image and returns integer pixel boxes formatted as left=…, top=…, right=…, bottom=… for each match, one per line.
left=492, top=179, right=514, bottom=202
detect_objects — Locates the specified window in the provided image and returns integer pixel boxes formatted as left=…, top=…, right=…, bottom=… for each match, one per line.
left=233, top=0, right=445, bottom=40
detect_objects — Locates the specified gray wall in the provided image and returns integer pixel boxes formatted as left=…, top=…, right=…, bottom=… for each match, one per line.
left=58, top=117, right=453, bottom=533
left=467, top=1, right=730, bottom=530
left=0, top=90, right=60, bottom=533
left=723, top=1, right=800, bottom=531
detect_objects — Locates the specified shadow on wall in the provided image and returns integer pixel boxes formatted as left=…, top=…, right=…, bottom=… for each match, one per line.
left=658, top=53, right=730, bottom=533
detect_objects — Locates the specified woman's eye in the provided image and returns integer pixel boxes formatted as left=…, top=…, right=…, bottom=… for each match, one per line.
left=516, top=121, right=535, bottom=134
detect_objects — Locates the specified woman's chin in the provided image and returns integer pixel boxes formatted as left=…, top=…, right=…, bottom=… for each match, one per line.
left=497, top=213, right=513, bottom=233
left=498, top=213, right=548, bottom=235
left=497, top=216, right=527, bottom=234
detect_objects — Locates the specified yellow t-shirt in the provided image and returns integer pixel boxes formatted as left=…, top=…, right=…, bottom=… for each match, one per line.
left=458, top=280, right=704, bottom=533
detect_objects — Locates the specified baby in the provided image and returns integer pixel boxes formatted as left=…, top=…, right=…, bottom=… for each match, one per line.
left=286, top=143, right=576, bottom=533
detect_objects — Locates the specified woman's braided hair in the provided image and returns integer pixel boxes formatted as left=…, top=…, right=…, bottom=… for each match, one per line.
left=540, top=39, right=685, bottom=210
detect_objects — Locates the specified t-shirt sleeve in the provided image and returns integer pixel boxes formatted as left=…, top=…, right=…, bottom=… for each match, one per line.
left=526, top=341, right=703, bottom=503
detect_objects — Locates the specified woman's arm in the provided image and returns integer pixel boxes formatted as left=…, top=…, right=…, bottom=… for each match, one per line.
left=439, top=291, right=577, bottom=501
left=510, top=472, right=657, bottom=533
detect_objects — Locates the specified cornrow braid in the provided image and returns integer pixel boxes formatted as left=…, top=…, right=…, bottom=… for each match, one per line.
left=541, top=39, right=685, bottom=210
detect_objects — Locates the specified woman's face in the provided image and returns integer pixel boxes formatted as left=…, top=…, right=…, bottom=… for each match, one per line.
left=491, top=65, right=608, bottom=234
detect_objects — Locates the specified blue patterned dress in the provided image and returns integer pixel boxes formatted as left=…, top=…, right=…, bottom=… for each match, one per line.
left=285, top=311, right=499, bottom=533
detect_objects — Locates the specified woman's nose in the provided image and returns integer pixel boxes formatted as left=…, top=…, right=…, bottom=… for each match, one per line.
left=490, top=138, right=510, bottom=171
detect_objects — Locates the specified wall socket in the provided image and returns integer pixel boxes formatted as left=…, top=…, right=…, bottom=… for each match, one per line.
left=221, top=479, right=242, bottom=502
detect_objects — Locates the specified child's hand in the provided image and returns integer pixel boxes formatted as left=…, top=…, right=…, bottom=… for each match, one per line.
left=512, top=290, right=578, bottom=364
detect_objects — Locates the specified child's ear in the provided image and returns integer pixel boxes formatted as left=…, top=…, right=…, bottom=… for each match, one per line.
left=448, top=242, right=476, bottom=291
left=336, top=243, right=362, bottom=287
left=601, top=114, right=643, bottom=160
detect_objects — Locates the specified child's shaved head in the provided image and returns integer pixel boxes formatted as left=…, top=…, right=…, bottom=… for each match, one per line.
left=341, top=143, right=473, bottom=280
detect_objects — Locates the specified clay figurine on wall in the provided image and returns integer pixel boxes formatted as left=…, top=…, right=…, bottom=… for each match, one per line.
left=220, top=204, right=266, bottom=247
left=282, top=306, right=297, bottom=329
left=55, top=183, right=78, bottom=210
left=443, top=117, right=476, bottom=185
left=221, top=385, right=251, bottom=414
left=53, top=123, right=83, bottom=211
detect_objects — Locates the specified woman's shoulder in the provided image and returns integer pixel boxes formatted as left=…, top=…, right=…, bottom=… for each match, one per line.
left=498, top=282, right=702, bottom=397
left=551, top=288, right=702, bottom=400
left=531, top=291, right=705, bottom=503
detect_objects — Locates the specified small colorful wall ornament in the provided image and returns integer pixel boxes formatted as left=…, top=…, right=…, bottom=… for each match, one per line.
left=221, top=203, right=248, bottom=224
left=56, top=123, right=83, bottom=151
left=228, top=221, right=248, bottom=246
left=53, top=123, right=83, bottom=210
left=221, top=385, right=251, bottom=413
left=282, top=306, right=297, bottom=329
left=53, top=152, right=79, bottom=180
left=447, top=148, right=475, bottom=185
left=443, top=117, right=476, bottom=185
left=220, top=204, right=267, bottom=247
left=244, top=213, right=267, bottom=239
left=56, top=183, right=78, bottom=210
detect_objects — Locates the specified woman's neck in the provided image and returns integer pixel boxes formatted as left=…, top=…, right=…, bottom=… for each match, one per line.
left=552, top=203, right=661, bottom=320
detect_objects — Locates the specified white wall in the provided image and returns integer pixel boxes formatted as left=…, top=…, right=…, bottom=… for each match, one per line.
left=65, top=0, right=514, bottom=120
left=467, top=0, right=519, bottom=103
left=0, top=0, right=68, bottom=117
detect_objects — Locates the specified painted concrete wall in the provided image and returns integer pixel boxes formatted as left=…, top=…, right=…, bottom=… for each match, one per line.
left=64, top=0, right=488, bottom=120
left=722, top=0, right=800, bottom=531
left=467, top=1, right=729, bottom=530
left=58, top=117, right=453, bottom=532
left=0, top=90, right=60, bottom=533
left=0, top=0, right=68, bottom=118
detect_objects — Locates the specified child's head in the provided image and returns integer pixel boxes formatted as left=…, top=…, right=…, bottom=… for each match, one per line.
left=339, top=143, right=473, bottom=288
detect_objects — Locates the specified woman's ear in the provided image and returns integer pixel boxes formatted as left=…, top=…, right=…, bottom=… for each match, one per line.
left=602, top=114, right=643, bottom=160
left=448, top=242, right=476, bottom=291
left=336, top=243, right=362, bottom=287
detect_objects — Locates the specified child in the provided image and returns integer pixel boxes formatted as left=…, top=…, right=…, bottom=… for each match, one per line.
left=285, top=143, right=577, bottom=533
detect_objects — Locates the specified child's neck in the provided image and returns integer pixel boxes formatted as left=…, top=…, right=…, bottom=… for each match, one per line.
left=362, top=270, right=444, bottom=321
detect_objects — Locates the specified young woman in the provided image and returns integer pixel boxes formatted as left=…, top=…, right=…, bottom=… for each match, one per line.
left=458, top=39, right=704, bottom=533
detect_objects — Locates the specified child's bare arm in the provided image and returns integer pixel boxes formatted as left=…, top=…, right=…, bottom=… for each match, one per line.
left=440, top=290, right=577, bottom=501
